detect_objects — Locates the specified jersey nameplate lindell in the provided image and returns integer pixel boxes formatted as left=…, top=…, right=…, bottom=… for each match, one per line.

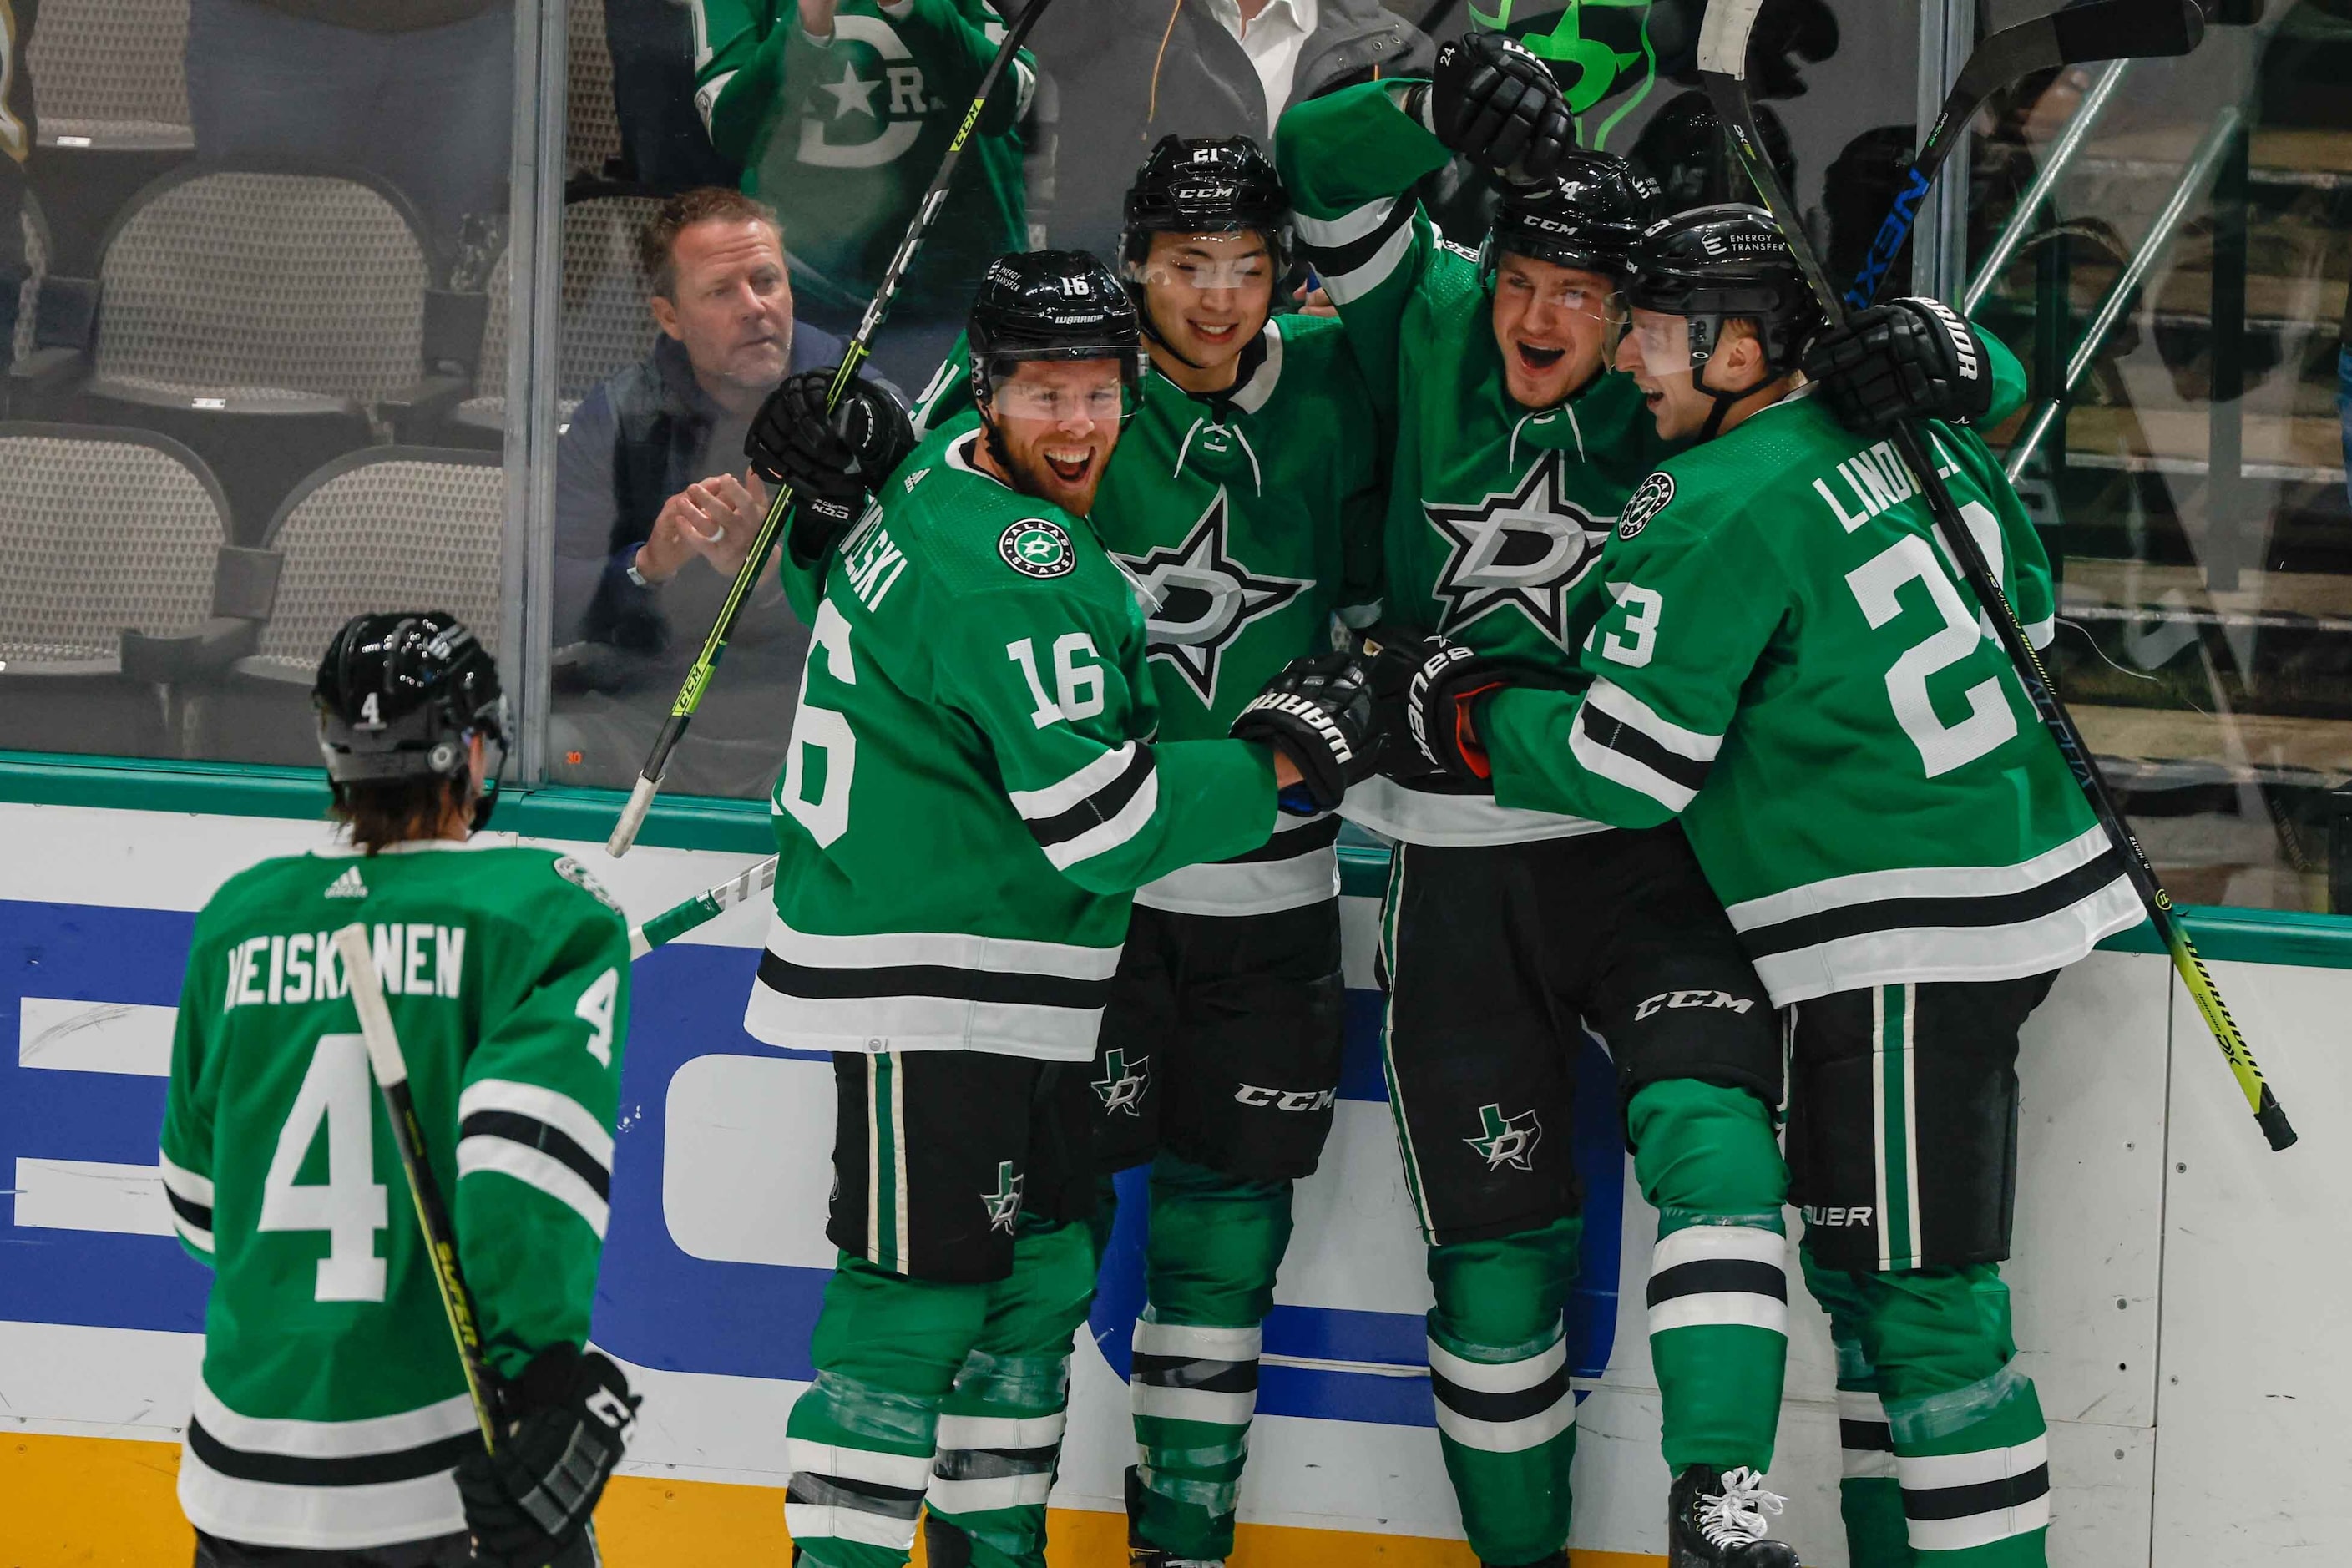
left=1000, top=518, right=1076, bottom=579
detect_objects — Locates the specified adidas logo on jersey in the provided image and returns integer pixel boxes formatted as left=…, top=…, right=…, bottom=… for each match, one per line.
left=324, top=867, right=367, bottom=899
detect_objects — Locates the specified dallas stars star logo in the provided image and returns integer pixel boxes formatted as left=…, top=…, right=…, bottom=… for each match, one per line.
left=1464, top=1104, right=1543, bottom=1171
left=1424, top=450, right=1609, bottom=649
left=981, top=1161, right=1025, bottom=1234
left=1093, top=1049, right=1151, bottom=1117
left=1117, top=490, right=1309, bottom=706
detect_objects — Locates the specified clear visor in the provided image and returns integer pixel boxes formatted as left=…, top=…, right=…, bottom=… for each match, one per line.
left=989, top=376, right=1132, bottom=424
left=1616, top=304, right=1694, bottom=377
left=1129, top=253, right=1277, bottom=292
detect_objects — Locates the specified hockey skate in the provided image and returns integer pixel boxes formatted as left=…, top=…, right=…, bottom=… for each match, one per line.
left=1668, top=1465, right=1798, bottom=1567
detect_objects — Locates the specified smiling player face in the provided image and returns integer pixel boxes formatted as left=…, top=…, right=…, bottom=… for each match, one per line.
left=981, top=357, right=1128, bottom=516
left=1135, top=230, right=1277, bottom=386
left=1490, top=253, right=1617, bottom=410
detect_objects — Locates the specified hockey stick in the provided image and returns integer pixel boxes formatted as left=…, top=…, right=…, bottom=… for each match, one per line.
left=1842, top=0, right=2206, bottom=311
left=1697, top=0, right=2295, bottom=1151
left=606, top=0, right=1057, bottom=857
left=333, top=925, right=504, bottom=1450
left=627, top=855, right=778, bottom=959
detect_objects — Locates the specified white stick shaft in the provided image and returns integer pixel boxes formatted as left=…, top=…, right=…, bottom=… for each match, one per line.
left=333, top=924, right=408, bottom=1090
left=607, top=776, right=660, bottom=858
left=1697, top=0, right=1767, bottom=77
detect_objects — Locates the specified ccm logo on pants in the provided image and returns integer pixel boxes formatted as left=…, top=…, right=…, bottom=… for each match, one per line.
left=1635, top=989, right=1758, bottom=1020
left=1233, top=1085, right=1339, bottom=1111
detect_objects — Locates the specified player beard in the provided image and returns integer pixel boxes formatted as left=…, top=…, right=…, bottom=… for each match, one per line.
left=988, top=422, right=1112, bottom=516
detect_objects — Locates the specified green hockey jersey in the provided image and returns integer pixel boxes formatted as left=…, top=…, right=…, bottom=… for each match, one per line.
left=1479, top=389, right=2142, bottom=1004
left=910, top=315, right=1386, bottom=914
left=690, top=0, right=1031, bottom=314
left=747, top=423, right=1280, bottom=1059
left=158, top=840, right=631, bottom=1550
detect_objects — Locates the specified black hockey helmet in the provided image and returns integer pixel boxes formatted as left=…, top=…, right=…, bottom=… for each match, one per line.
left=314, top=611, right=508, bottom=829
left=1120, top=135, right=1293, bottom=274
left=965, top=249, right=1145, bottom=410
left=1623, top=203, right=1823, bottom=376
left=1479, top=150, right=1661, bottom=287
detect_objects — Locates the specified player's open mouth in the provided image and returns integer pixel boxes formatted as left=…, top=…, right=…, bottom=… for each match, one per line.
left=1516, top=342, right=1566, bottom=373
left=1044, top=448, right=1095, bottom=483
left=1191, top=321, right=1238, bottom=346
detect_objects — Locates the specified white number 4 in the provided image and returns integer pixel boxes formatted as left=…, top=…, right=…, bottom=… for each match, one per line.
left=1007, top=634, right=1105, bottom=728
left=260, top=1034, right=389, bottom=1302
left=576, top=968, right=619, bottom=1066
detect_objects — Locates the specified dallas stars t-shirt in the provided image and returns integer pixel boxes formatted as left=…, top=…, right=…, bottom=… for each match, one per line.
left=691, top=0, right=1034, bottom=313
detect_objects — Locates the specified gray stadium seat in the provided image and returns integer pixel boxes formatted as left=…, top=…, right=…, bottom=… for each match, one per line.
left=569, top=0, right=626, bottom=185
left=207, top=447, right=504, bottom=764
left=0, top=422, right=247, bottom=757
left=18, top=164, right=466, bottom=539
left=446, top=195, right=660, bottom=446
left=24, top=0, right=195, bottom=280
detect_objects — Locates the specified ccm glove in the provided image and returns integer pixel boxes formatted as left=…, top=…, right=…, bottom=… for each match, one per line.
left=745, top=367, right=915, bottom=565
left=1231, top=652, right=1379, bottom=815
left=1804, top=296, right=1995, bottom=433
left=1414, top=34, right=1576, bottom=180
left=456, top=1345, right=640, bottom=1568
left=1404, top=640, right=1520, bottom=783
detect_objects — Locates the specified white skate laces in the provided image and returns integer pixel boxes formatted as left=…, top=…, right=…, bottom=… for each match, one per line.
left=1700, top=1467, right=1788, bottom=1546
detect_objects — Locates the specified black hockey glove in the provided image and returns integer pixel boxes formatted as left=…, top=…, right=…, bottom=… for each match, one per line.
left=1804, top=296, right=1995, bottom=434
left=745, top=367, right=914, bottom=566
left=1414, top=34, right=1576, bottom=180
left=1404, top=640, right=1520, bottom=784
left=1231, top=652, right=1379, bottom=815
left=455, top=1345, right=640, bottom=1568
left=1345, top=620, right=1448, bottom=784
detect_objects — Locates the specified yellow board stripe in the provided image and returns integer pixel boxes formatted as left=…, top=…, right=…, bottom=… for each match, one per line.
left=0, top=1430, right=1664, bottom=1566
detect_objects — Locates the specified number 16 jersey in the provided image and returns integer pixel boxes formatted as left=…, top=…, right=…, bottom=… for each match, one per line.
left=1477, top=392, right=2142, bottom=1005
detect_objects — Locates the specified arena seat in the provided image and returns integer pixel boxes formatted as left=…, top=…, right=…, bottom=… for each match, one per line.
left=444, top=194, right=660, bottom=447
left=13, top=164, right=468, bottom=541
left=23, top=0, right=196, bottom=284
left=569, top=0, right=627, bottom=187
left=0, top=422, right=252, bottom=758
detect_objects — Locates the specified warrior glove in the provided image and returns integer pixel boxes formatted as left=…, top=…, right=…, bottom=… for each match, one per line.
left=1404, top=640, right=1520, bottom=784
left=745, top=367, right=914, bottom=565
left=1231, top=653, right=1379, bottom=815
left=1803, top=296, right=1995, bottom=433
left=456, top=1344, right=640, bottom=1568
left=1414, top=34, right=1576, bottom=180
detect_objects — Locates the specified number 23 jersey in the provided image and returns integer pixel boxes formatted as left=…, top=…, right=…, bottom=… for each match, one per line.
left=749, top=426, right=1279, bottom=1061
left=1479, top=392, right=2142, bottom=1004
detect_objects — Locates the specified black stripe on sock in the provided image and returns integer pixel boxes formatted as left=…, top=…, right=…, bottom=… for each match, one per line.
left=933, top=1444, right=1060, bottom=1481
left=1739, top=850, right=2126, bottom=961
left=187, top=1419, right=476, bottom=1488
left=458, top=1110, right=611, bottom=1201
left=166, top=1189, right=215, bottom=1232
left=786, top=1471, right=927, bottom=1520
left=1840, top=1419, right=1894, bottom=1453
left=1901, top=1463, right=2051, bottom=1521
left=758, top=951, right=1112, bottom=1013
left=1646, top=1257, right=1788, bottom=1308
left=1429, top=1363, right=1570, bottom=1429
left=1302, top=197, right=1415, bottom=280
left=1130, top=1353, right=1261, bottom=1394
left=1024, top=746, right=1156, bottom=851
left=1577, top=703, right=1713, bottom=793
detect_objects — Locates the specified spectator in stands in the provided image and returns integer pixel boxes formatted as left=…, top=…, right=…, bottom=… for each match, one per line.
left=1031, top=0, right=1430, bottom=263
left=690, top=0, right=1033, bottom=389
left=183, top=0, right=512, bottom=256
left=549, top=186, right=897, bottom=798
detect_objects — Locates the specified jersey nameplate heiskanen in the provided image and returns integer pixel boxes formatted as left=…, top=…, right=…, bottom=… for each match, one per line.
left=1000, top=518, right=1075, bottom=579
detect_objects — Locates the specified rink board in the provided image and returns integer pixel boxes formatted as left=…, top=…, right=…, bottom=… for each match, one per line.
left=0, top=799, right=2342, bottom=1566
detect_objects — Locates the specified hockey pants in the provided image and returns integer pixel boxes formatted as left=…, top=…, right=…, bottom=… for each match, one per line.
left=1804, top=1255, right=2051, bottom=1567
left=1423, top=1080, right=1787, bottom=1567
left=1100, top=1153, right=1296, bottom=1564
left=783, top=1220, right=1095, bottom=1568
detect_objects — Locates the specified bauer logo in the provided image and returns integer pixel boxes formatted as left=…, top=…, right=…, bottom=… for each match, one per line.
left=1617, top=472, right=1674, bottom=539
left=999, top=518, right=1075, bottom=579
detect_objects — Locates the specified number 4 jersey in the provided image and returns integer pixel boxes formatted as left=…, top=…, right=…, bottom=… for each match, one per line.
left=159, top=840, right=631, bottom=1550
left=1478, top=391, right=2142, bottom=1004
left=749, top=424, right=1280, bottom=1060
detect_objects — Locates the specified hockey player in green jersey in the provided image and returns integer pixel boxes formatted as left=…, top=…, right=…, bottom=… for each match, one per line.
left=1276, top=37, right=2026, bottom=1568
left=1414, top=206, right=2142, bottom=1568
left=875, top=135, right=1383, bottom=1568
left=160, top=613, right=639, bottom=1568
left=690, top=0, right=1033, bottom=379
left=738, top=249, right=1378, bottom=1568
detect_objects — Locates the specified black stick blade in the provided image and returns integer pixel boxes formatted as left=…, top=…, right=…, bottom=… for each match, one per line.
left=2051, top=0, right=2206, bottom=65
